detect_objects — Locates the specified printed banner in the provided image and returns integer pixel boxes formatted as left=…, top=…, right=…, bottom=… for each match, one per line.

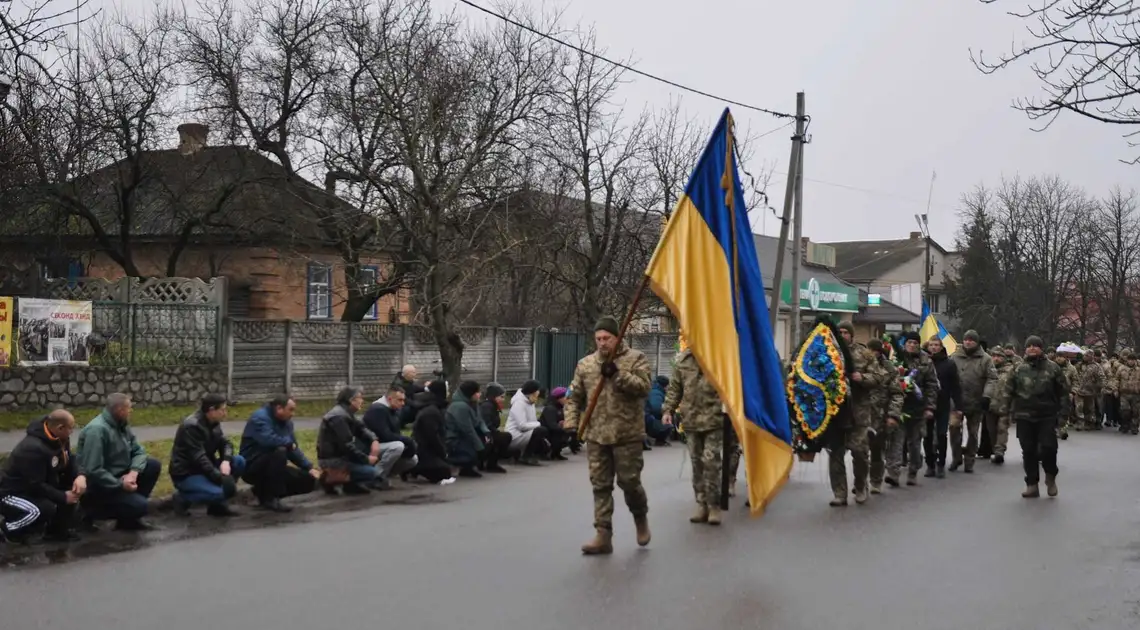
left=0, top=297, right=12, bottom=368
left=18, top=298, right=93, bottom=366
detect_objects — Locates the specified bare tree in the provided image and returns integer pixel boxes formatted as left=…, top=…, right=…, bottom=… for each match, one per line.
left=1093, top=187, right=1140, bottom=349
left=1, top=0, right=88, bottom=76
left=974, top=1, right=1140, bottom=160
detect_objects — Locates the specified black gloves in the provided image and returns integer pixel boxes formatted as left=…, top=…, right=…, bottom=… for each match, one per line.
left=601, top=361, right=619, bottom=379
left=980, top=398, right=991, bottom=412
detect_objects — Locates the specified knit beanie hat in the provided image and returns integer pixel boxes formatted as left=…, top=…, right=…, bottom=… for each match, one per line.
left=485, top=382, right=505, bottom=400
left=964, top=330, right=980, bottom=342
left=459, top=380, right=480, bottom=399
left=550, top=387, right=568, bottom=400
left=594, top=317, right=620, bottom=336
left=1025, top=335, right=1044, bottom=349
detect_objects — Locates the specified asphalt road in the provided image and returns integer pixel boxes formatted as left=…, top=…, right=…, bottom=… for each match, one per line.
left=2, top=432, right=1139, bottom=630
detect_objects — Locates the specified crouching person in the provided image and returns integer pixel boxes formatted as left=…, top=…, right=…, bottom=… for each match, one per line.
left=317, top=387, right=381, bottom=495
left=0, top=410, right=86, bottom=543
left=240, top=396, right=319, bottom=512
left=77, top=393, right=162, bottom=531
left=170, top=394, right=245, bottom=518
left=362, top=386, right=419, bottom=488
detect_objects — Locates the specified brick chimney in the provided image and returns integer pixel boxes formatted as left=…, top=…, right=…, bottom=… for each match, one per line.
left=177, top=123, right=210, bottom=155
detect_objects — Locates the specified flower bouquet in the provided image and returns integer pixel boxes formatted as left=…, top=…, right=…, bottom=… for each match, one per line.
left=787, top=321, right=850, bottom=455
left=896, top=364, right=923, bottom=422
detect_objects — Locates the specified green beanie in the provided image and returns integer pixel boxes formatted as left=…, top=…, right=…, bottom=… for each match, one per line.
left=594, top=317, right=620, bottom=336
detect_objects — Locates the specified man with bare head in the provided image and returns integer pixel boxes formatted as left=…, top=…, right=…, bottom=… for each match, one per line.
left=0, top=409, right=86, bottom=542
left=77, top=393, right=163, bottom=531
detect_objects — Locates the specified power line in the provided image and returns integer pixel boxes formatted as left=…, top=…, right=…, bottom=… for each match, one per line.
left=770, top=171, right=955, bottom=209
left=454, top=0, right=797, bottom=120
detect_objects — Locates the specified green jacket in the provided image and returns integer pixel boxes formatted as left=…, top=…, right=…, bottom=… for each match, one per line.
left=77, top=409, right=150, bottom=490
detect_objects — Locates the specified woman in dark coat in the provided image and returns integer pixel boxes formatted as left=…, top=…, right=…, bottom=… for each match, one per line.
left=407, top=382, right=456, bottom=485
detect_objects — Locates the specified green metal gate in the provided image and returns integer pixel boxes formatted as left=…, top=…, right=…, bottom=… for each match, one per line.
left=533, top=331, right=587, bottom=389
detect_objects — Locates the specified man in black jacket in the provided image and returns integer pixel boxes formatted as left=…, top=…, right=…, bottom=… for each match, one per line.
left=925, top=337, right=962, bottom=479
left=363, top=385, right=419, bottom=488
left=169, top=394, right=244, bottom=517
left=317, top=387, right=381, bottom=494
left=0, top=410, right=85, bottom=543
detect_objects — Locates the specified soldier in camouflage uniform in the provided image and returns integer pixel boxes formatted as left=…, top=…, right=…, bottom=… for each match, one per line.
left=563, top=317, right=653, bottom=555
left=1004, top=336, right=1068, bottom=499
left=1114, top=350, right=1140, bottom=435
left=986, top=348, right=1015, bottom=464
left=885, top=331, right=939, bottom=487
left=949, top=330, right=998, bottom=473
left=663, top=348, right=727, bottom=524
left=829, top=323, right=886, bottom=506
left=865, top=338, right=903, bottom=495
left=1103, top=352, right=1121, bottom=429
left=1073, top=350, right=1105, bottom=431
left=1053, top=351, right=1078, bottom=439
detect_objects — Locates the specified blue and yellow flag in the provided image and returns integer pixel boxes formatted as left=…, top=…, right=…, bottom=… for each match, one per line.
left=646, top=109, right=792, bottom=516
left=919, top=301, right=957, bottom=354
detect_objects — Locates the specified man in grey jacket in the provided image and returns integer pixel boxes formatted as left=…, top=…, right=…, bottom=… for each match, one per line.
left=949, top=330, right=998, bottom=472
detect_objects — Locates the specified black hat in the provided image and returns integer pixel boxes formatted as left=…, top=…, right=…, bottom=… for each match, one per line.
left=594, top=317, right=620, bottom=336
left=485, top=382, right=505, bottom=399
left=1025, top=335, right=1044, bottom=349
left=459, top=380, right=480, bottom=399
left=903, top=331, right=921, bottom=343
left=521, top=380, right=542, bottom=396
left=428, top=380, right=448, bottom=403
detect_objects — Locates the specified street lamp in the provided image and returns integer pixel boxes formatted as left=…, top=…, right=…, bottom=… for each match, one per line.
left=914, top=213, right=931, bottom=309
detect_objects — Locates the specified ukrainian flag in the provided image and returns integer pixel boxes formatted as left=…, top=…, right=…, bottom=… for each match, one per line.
left=919, top=301, right=957, bottom=354
left=646, top=109, right=792, bottom=516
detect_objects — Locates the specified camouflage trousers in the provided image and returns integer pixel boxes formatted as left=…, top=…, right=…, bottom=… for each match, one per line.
left=886, top=419, right=925, bottom=481
left=1074, top=395, right=1099, bottom=430
left=587, top=441, right=648, bottom=532
left=687, top=428, right=726, bottom=508
left=869, top=425, right=891, bottom=487
left=950, top=410, right=984, bottom=465
left=828, top=425, right=870, bottom=498
left=1119, top=395, right=1140, bottom=433
left=983, top=411, right=1010, bottom=456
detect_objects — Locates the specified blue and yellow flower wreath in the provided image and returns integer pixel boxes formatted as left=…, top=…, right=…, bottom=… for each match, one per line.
left=786, top=323, right=848, bottom=441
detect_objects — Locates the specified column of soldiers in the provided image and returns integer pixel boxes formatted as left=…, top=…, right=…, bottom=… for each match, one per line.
left=826, top=327, right=1071, bottom=504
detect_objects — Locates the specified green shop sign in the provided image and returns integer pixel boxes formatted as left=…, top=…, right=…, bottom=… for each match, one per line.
left=779, top=278, right=860, bottom=313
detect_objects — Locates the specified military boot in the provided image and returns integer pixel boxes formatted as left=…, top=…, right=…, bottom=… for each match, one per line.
left=869, top=482, right=882, bottom=495
left=853, top=488, right=868, bottom=505
left=964, top=459, right=975, bottom=474
left=706, top=507, right=723, bottom=526
left=1022, top=484, right=1040, bottom=499
left=690, top=505, right=709, bottom=524
left=935, top=463, right=946, bottom=478
left=949, top=458, right=963, bottom=472
left=991, top=453, right=1004, bottom=465
left=581, top=529, right=613, bottom=555
left=829, top=496, right=848, bottom=507
left=924, top=465, right=936, bottom=478
left=1045, top=474, right=1058, bottom=497
left=633, top=514, right=652, bottom=547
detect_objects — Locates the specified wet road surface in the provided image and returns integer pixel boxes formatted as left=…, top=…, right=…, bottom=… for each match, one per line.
left=3, top=432, right=1140, bottom=630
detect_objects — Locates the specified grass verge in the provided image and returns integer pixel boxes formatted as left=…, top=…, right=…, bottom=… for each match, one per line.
left=0, top=400, right=335, bottom=433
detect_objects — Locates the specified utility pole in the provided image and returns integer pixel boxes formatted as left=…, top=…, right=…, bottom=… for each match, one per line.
left=768, top=92, right=807, bottom=354
left=915, top=213, right=931, bottom=310
left=790, top=93, right=807, bottom=347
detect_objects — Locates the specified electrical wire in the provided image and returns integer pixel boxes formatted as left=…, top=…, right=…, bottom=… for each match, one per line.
left=455, top=0, right=797, bottom=120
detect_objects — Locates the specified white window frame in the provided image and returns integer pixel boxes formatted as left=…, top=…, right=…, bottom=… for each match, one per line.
left=360, top=265, right=379, bottom=320
left=307, top=263, right=333, bottom=320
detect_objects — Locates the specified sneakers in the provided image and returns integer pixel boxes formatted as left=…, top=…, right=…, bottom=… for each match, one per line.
left=1022, top=484, right=1040, bottom=499
left=581, top=529, right=614, bottom=555
left=1045, top=474, right=1058, bottom=497
left=439, top=477, right=457, bottom=486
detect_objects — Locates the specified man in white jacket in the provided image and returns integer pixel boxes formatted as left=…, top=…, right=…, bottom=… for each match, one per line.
left=506, top=380, right=549, bottom=466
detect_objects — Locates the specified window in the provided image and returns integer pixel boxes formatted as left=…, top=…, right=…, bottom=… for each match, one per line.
left=928, top=293, right=943, bottom=314
left=306, top=263, right=333, bottom=319
left=40, top=257, right=84, bottom=281
left=360, top=265, right=379, bottom=320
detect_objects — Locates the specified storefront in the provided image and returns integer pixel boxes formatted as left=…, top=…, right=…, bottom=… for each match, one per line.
left=773, top=277, right=861, bottom=358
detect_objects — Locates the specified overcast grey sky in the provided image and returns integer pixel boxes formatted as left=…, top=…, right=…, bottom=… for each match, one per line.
left=447, top=0, right=1135, bottom=247
left=72, top=0, right=1138, bottom=247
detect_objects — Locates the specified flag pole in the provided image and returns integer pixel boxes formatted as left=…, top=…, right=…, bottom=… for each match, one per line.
left=576, top=275, right=651, bottom=441
left=721, top=112, right=741, bottom=511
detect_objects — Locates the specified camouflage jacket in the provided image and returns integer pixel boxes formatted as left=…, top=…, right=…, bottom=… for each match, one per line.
left=848, top=343, right=890, bottom=428
left=1117, top=362, right=1140, bottom=396
left=1004, top=356, right=1069, bottom=422
left=663, top=349, right=723, bottom=433
left=1105, top=359, right=1122, bottom=395
left=989, top=359, right=1016, bottom=415
left=1073, top=361, right=1105, bottom=397
left=1054, top=359, right=1077, bottom=392
left=949, top=346, right=998, bottom=412
left=564, top=343, right=652, bottom=445
left=898, top=350, right=940, bottom=416
left=869, top=353, right=904, bottom=430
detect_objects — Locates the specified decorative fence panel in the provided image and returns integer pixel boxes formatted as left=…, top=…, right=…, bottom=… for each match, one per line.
left=228, top=321, right=674, bottom=403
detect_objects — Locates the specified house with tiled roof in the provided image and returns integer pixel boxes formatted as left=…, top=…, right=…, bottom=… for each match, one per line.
left=0, top=124, right=409, bottom=322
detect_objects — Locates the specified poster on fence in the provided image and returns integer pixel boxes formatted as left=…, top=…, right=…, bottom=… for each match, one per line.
left=18, top=298, right=93, bottom=366
left=0, top=297, right=12, bottom=368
